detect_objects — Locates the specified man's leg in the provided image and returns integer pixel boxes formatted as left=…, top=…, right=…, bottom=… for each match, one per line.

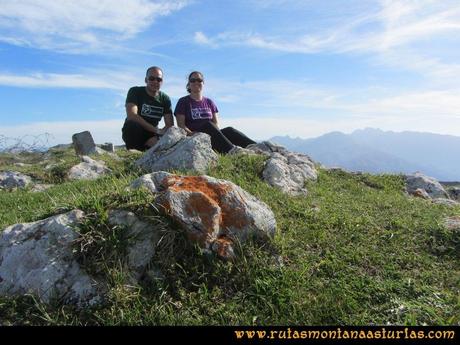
left=221, top=127, right=256, bottom=148
left=122, top=120, right=155, bottom=151
left=197, top=121, right=234, bottom=153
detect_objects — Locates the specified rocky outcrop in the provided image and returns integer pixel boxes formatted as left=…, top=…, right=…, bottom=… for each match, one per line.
left=404, top=172, right=449, bottom=199
left=131, top=171, right=276, bottom=260
left=247, top=141, right=318, bottom=195
left=68, top=156, right=111, bottom=180
left=135, top=127, right=218, bottom=174
left=0, top=210, right=102, bottom=306
left=0, top=171, right=33, bottom=190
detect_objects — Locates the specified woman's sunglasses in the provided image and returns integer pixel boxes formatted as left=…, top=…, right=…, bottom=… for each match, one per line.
left=189, top=78, right=203, bottom=83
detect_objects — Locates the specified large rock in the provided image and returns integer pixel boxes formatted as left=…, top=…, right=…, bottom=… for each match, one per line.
left=108, top=209, right=160, bottom=280
left=247, top=141, right=317, bottom=196
left=0, top=171, right=33, bottom=190
left=72, top=131, right=96, bottom=156
left=405, top=172, right=449, bottom=199
left=135, top=127, right=218, bottom=174
left=131, top=172, right=276, bottom=260
left=68, top=156, right=111, bottom=180
left=0, top=210, right=102, bottom=306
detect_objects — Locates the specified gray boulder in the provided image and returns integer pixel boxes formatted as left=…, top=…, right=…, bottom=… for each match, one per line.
left=0, top=171, right=33, bottom=190
left=405, top=172, right=449, bottom=199
left=0, top=210, right=102, bottom=306
left=68, top=156, right=111, bottom=180
left=247, top=141, right=318, bottom=196
left=72, top=131, right=97, bottom=156
left=135, top=127, right=218, bottom=174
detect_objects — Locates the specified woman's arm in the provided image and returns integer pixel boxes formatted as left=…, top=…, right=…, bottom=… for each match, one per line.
left=212, top=112, right=220, bottom=128
left=176, top=114, right=194, bottom=136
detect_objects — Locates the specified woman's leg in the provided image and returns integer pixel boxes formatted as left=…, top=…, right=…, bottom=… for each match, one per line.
left=122, top=119, right=156, bottom=151
left=221, top=127, right=256, bottom=148
left=196, top=121, right=234, bottom=153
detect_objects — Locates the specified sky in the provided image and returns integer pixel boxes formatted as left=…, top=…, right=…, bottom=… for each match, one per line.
left=0, top=0, right=459, bottom=148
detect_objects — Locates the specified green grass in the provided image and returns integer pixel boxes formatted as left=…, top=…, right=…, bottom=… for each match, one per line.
left=0, top=149, right=459, bottom=325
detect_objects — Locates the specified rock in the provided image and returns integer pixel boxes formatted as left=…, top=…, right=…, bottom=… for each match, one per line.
left=108, top=210, right=160, bottom=280
left=413, top=188, right=430, bottom=199
left=30, top=184, right=54, bottom=193
left=100, top=143, right=114, bottom=153
left=0, top=210, right=102, bottom=306
left=135, top=127, right=218, bottom=174
left=228, top=145, right=258, bottom=156
left=447, top=187, right=460, bottom=201
left=68, top=156, right=111, bottom=180
left=132, top=171, right=276, bottom=260
left=432, top=198, right=459, bottom=207
left=444, top=216, right=460, bottom=230
left=72, top=131, right=97, bottom=156
left=404, top=172, right=449, bottom=199
left=0, top=171, right=33, bottom=190
left=247, top=141, right=317, bottom=196
left=247, top=141, right=289, bottom=156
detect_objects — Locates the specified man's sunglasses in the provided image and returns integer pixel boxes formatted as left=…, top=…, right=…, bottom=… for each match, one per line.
left=148, top=76, right=163, bottom=82
left=189, top=78, right=203, bottom=83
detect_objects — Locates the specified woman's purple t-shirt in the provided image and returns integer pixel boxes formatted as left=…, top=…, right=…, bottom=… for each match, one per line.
left=174, top=96, right=219, bottom=131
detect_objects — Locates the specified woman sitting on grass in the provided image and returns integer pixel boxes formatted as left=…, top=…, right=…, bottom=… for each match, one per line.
left=174, top=71, right=255, bottom=154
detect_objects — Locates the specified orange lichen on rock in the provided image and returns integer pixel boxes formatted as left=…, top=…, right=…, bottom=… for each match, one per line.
left=212, top=236, right=235, bottom=260
left=156, top=174, right=266, bottom=259
left=163, top=175, right=251, bottom=232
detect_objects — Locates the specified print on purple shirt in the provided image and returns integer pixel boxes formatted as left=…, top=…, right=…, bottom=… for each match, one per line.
left=191, top=106, right=213, bottom=120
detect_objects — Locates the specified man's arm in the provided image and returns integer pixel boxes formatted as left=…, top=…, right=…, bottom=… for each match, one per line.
left=164, top=113, right=174, bottom=131
left=126, top=103, right=161, bottom=134
left=176, top=114, right=194, bottom=136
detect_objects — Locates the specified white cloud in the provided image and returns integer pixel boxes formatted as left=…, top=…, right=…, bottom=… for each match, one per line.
left=0, top=69, right=147, bottom=95
left=0, top=0, right=190, bottom=53
left=194, top=1, right=460, bottom=81
left=193, top=31, right=214, bottom=46
left=0, top=119, right=125, bottom=148
left=196, top=1, right=460, bottom=53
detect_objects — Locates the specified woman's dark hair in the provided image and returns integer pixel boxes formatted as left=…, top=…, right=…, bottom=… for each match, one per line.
left=186, top=71, right=204, bottom=93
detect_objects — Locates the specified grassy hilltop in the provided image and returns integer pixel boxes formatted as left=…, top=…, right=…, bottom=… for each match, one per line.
left=0, top=147, right=459, bottom=325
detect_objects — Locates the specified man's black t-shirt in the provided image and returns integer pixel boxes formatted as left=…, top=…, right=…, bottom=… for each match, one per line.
left=125, top=87, right=172, bottom=126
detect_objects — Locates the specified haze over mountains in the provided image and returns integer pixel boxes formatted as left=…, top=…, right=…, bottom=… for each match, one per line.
left=270, top=128, right=460, bottom=182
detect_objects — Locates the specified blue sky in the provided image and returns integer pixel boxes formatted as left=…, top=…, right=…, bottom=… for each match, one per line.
left=1, top=0, right=459, bottom=147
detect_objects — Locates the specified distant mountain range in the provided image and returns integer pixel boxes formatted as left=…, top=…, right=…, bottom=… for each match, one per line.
left=269, top=128, right=460, bottom=182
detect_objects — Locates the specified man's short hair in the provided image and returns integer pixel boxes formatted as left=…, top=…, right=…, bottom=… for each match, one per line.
left=146, top=66, right=163, bottom=76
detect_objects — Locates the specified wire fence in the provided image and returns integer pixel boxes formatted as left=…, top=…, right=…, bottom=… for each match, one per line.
left=0, top=133, right=53, bottom=153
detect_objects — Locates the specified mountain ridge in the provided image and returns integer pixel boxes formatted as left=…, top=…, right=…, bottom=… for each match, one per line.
left=269, top=128, right=460, bottom=181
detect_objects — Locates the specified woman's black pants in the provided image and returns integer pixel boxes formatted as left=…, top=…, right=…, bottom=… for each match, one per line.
left=196, top=121, right=256, bottom=154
